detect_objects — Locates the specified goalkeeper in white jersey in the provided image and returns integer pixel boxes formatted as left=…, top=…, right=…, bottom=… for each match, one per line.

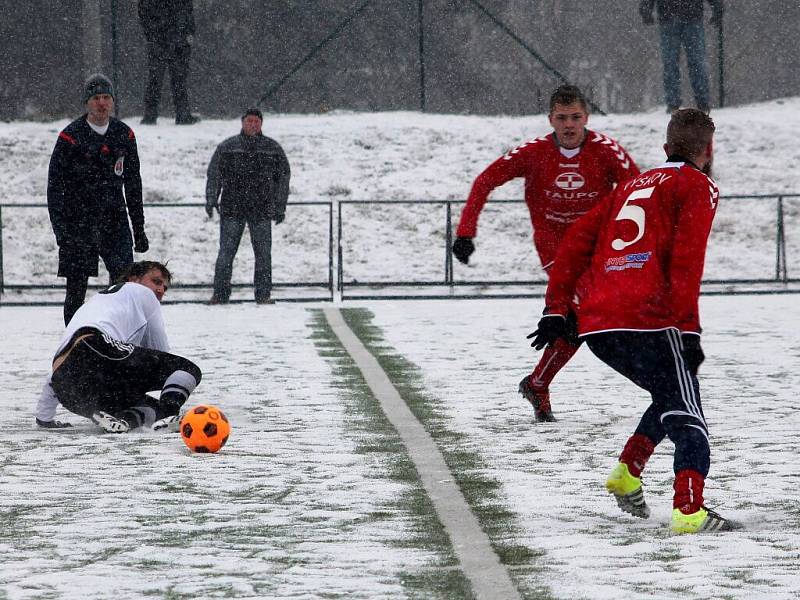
left=35, top=260, right=202, bottom=433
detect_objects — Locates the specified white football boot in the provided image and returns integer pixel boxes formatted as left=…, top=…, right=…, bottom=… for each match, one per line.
left=151, top=414, right=181, bottom=433
left=92, top=411, right=130, bottom=434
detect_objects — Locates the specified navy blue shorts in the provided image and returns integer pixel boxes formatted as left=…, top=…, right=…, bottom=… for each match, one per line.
left=585, top=328, right=709, bottom=474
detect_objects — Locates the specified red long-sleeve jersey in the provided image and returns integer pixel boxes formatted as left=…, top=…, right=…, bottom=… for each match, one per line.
left=545, top=161, right=720, bottom=335
left=456, top=130, right=639, bottom=269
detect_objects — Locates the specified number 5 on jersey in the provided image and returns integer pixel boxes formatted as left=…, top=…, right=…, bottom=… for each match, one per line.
left=611, top=186, right=655, bottom=251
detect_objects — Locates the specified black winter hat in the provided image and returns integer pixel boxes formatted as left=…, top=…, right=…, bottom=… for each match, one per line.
left=83, top=73, right=114, bottom=103
left=242, top=107, right=263, bottom=121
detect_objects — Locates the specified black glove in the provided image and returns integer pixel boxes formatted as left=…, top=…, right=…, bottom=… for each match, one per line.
left=681, top=334, right=705, bottom=375
left=564, top=310, right=581, bottom=346
left=205, top=201, right=217, bottom=219
left=452, top=237, right=475, bottom=264
left=36, top=418, right=73, bottom=429
left=527, top=315, right=567, bottom=350
left=133, top=230, right=149, bottom=253
left=274, top=214, right=285, bottom=225
left=639, top=3, right=654, bottom=25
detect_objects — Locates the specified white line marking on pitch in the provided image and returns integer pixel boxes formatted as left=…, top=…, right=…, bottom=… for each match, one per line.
left=324, top=308, right=522, bottom=600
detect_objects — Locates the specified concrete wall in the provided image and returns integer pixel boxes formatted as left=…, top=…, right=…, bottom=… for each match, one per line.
left=1, top=0, right=797, bottom=120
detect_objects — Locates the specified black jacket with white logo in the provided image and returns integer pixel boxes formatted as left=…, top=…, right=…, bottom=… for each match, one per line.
left=47, top=116, right=144, bottom=277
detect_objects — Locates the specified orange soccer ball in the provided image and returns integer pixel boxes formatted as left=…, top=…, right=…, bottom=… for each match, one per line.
left=180, top=405, right=231, bottom=453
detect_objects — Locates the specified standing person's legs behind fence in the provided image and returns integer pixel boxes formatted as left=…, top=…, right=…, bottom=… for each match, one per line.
left=248, top=217, right=273, bottom=303
left=170, top=42, right=195, bottom=124
left=681, top=20, right=711, bottom=111
left=659, top=21, right=683, bottom=111
left=143, top=42, right=169, bottom=124
left=211, top=217, right=246, bottom=304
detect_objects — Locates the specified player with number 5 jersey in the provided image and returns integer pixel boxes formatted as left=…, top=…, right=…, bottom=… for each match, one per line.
left=544, top=146, right=719, bottom=334
left=531, top=109, right=736, bottom=534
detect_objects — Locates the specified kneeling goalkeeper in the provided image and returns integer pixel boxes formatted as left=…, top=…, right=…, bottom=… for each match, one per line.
left=35, top=260, right=202, bottom=433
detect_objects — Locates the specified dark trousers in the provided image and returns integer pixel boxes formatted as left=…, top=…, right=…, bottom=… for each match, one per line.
left=63, top=240, right=133, bottom=325
left=585, top=328, right=710, bottom=476
left=212, top=217, right=272, bottom=302
left=51, top=330, right=201, bottom=421
left=143, top=41, right=191, bottom=120
left=658, top=20, right=710, bottom=109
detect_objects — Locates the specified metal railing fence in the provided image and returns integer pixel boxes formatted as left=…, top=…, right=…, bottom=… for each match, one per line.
left=336, top=194, right=799, bottom=300
left=0, top=201, right=334, bottom=304
left=1, top=195, right=798, bottom=304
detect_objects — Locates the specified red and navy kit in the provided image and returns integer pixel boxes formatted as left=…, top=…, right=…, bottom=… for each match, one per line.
left=542, top=156, right=722, bottom=508
left=545, top=160, right=719, bottom=335
left=544, top=158, right=720, bottom=491
left=456, top=130, right=639, bottom=269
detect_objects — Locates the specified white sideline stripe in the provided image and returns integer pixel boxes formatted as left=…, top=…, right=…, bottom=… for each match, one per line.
left=323, top=308, right=522, bottom=600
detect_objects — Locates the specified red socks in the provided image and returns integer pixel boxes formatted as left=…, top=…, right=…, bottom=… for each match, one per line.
left=618, top=434, right=656, bottom=478
left=529, top=337, right=580, bottom=390
left=619, top=436, right=706, bottom=514
left=673, top=469, right=705, bottom=514
left=618, top=435, right=706, bottom=514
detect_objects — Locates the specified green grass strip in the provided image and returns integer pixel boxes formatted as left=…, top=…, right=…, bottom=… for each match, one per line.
left=337, top=307, right=554, bottom=600
left=309, top=309, right=475, bottom=599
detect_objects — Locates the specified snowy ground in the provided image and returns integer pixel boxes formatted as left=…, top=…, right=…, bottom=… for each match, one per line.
left=369, top=295, right=800, bottom=599
left=1, top=295, right=799, bottom=599
left=1, top=305, right=443, bottom=599
left=1, top=99, right=799, bottom=300
left=1, top=100, right=799, bottom=598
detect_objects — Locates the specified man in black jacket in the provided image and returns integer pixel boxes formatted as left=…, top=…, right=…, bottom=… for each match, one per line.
left=640, top=0, right=723, bottom=113
left=48, top=74, right=149, bottom=325
left=138, top=0, right=198, bottom=125
left=205, top=108, right=291, bottom=304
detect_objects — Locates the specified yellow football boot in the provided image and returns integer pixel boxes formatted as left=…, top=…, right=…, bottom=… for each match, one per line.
left=606, top=462, right=650, bottom=519
left=671, top=506, right=737, bottom=533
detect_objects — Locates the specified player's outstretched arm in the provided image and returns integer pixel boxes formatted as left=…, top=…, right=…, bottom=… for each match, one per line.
left=35, top=379, right=72, bottom=429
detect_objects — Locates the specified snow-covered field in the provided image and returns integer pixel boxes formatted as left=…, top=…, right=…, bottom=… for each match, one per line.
left=1, top=101, right=799, bottom=598
left=1, top=99, right=799, bottom=300
left=1, top=296, right=799, bottom=599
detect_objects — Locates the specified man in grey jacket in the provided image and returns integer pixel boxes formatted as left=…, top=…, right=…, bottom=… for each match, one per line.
left=206, top=108, right=291, bottom=304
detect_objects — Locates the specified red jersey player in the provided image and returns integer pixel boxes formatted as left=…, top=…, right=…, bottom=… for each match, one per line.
left=452, top=85, right=640, bottom=422
left=529, top=109, right=735, bottom=534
